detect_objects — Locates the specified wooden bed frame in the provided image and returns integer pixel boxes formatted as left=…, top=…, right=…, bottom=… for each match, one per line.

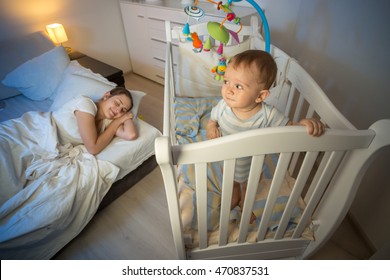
left=98, top=155, right=157, bottom=211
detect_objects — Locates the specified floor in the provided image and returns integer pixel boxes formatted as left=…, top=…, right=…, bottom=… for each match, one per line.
left=54, top=73, right=374, bottom=260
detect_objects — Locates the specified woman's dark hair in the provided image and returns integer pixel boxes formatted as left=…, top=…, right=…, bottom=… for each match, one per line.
left=109, top=87, right=133, bottom=111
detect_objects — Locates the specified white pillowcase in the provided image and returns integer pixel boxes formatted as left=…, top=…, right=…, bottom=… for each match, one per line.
left=50, top=61, right=145, bottom=116
left=2, top=46, right=70, bottom=101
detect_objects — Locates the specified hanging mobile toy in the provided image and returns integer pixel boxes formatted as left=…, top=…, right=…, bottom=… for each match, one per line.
left=204, top=0, right=243, bottom=80
left=206, top=0, right=243, bottom=44
left=183, top=1, right=206, bottom=52
left=211, top=44, right=227, bottom=81
left=180, top=0, right=271, bottom=80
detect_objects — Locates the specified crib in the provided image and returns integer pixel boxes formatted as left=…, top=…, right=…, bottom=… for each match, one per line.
left=154, top=14, right=390, bottom=259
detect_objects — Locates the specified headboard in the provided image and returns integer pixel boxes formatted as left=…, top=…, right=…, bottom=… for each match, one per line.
left=0, top=31, right=55, bottom=100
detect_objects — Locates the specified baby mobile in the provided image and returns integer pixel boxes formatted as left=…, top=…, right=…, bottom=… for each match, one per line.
left=182, top=0, right=270, bottom=81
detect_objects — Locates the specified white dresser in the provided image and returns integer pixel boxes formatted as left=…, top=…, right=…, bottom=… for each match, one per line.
left=119, top=0, right=257, bottom=84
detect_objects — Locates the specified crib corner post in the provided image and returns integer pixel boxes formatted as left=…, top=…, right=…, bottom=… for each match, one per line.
left=154, top=136, right=187, bottom=259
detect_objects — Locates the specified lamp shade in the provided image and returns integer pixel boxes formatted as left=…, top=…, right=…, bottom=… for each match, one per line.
left=46, top=23, right=68, bottom=44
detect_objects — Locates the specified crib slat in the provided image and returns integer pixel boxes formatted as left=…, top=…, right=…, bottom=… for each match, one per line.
left=257, top=152, right=293, bottom=241
left=293, top=151, right=345, bottom=238
left=304, top=152, right=331, bottom=203
left=293, top=93, right=305, bottom=122
left=275, top=151, right=319, bottom=240
left=306, top=104, right=315, bottom=119
left=219, top=159, right=236, bottom=246
left=195, top=162, right=208, bottom=249
left=288, top=152, right=300, bottom=175
left=237, top=155, right=265, bottom=243
left=285, top=85, right=295, bottom=118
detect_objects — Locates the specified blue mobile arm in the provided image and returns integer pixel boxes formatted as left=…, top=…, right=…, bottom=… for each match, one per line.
left=230, top=0, right=270, bottom=52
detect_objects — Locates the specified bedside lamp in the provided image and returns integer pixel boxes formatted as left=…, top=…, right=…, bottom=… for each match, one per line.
left=46, top=23, right=71, bottom=53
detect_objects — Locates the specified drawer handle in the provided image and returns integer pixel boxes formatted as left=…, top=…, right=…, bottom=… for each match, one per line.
left=148, top=17, right=164, bottom=22
left=148, top=17, right=183, bottom=26
left=137, top=14, right=145, bottom=18
left=156, top=74, right=164, bottom=79
left=151, top=37, right=166, bottom=44
left=153, top=57, right=165, bottom=63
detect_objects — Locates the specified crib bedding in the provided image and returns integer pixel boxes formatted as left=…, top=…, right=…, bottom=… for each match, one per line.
left=174, top=96, right=313, bottom=247
left=179, top=176, right=314, bottom=249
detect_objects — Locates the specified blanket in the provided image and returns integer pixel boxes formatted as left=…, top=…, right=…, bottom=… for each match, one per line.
left=0, top=111, right=119, bottom=259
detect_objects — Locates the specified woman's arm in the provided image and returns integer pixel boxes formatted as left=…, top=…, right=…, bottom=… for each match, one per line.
left=115, top=113, right=138, bottom=140
left=75, top=110, right=133, bottom=155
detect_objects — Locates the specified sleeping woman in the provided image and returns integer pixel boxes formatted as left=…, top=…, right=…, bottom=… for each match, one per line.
left=53, top=86, right=138, bottom=155
left=0, top=87, right=139, bottom=259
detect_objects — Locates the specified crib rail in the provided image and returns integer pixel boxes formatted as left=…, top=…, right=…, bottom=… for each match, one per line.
left=163, top=39, right=176, bottom=141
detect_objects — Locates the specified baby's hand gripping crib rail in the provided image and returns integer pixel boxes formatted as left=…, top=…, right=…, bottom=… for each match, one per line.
left=155, top=18, right=390, bottom=260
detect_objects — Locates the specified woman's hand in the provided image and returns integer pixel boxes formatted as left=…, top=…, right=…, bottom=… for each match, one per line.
left=115, top=112, right=138, bottom=140
left=114, top=112, right=134, bottom=125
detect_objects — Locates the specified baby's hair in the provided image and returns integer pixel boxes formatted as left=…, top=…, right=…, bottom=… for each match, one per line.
left=229, top=50, right=277, bottom=90
left=109, top=87, right=133, bottom=111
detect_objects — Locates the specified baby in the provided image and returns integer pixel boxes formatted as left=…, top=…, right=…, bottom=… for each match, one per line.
left=206, top=50, right=325, bottom=223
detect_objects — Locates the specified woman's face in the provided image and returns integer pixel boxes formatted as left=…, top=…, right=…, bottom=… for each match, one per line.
left=102, top=93, right=132, bottom=119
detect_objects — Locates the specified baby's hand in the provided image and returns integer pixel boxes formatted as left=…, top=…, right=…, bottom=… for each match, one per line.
left=299, top=118, right=325, bottom=137
left=206, top=121, right=221, bottom=139
left=206, top=127, right=220, bottom=139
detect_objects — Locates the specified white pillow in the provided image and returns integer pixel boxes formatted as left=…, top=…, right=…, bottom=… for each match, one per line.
left=50, top=61, right=145, bottom=116
left=2, top=46, right=70, bottom=101
left=127, top=90, right=145, bottom=117
left=49, top=62, right=116, bottom=111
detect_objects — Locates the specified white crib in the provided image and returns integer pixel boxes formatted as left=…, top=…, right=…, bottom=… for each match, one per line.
left=154, top=16, right=390, bottom=259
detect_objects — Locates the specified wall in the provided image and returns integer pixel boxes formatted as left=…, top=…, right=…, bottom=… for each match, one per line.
left=0, top=0, right=132, bottom=73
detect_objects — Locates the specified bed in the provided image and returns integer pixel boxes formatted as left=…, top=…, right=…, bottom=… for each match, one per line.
left=155, top=10, right=390, bottom=260
left=0, top=31, right=161, bottom=259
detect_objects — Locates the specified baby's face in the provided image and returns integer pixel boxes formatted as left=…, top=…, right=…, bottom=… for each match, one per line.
left=221, top=63, right=263, bottom=112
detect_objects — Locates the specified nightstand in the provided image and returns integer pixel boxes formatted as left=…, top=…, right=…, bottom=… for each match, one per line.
left=69, top=51, right=125, bottom=87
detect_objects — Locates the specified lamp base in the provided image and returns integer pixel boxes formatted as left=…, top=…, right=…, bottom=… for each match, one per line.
left=64, top=46, right=72, bottom=54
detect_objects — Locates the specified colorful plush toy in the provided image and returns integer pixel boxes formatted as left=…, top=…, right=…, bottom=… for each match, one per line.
left=190, top=32, right=203, bottom=52
left=211, top=56, right=227, bottom=81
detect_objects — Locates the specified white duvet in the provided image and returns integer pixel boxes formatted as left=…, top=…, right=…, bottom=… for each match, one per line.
left=0, top=111, right=119, bottom=259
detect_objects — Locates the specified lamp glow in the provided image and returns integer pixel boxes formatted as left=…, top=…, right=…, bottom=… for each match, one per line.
left=46, top=23, right=68, bottom=44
